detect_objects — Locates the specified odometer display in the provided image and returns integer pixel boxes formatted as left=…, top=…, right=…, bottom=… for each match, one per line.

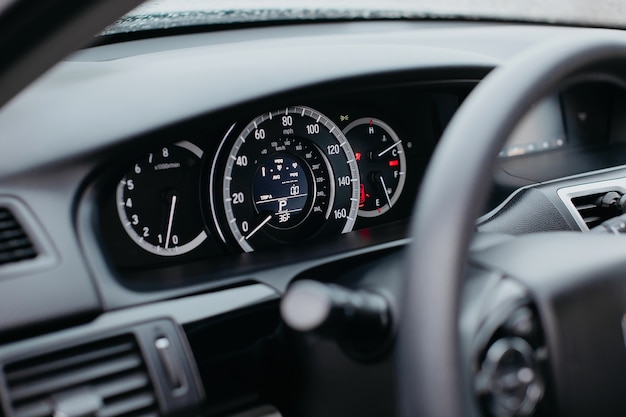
left=214, top=106, right=360, bottom=252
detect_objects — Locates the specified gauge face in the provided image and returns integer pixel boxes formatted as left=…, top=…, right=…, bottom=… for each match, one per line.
left=116, top=141, right=207, bottom=256
left=214, top=106, right=360, bottom=252
left=343, top=118, right=406, bottom=217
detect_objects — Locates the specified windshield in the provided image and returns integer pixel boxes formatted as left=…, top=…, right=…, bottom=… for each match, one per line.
left=102, top=0, right=626, bottom=36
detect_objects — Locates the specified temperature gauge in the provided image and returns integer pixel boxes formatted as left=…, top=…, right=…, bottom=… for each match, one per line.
left=343, top=118, right=406, bottom=217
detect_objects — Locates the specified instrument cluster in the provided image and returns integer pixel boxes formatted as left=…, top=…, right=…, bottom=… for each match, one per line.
left=98, top=82, right=476, bottom=270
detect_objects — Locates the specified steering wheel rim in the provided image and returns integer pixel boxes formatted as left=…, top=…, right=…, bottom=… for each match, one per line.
left=397, top=32, right=626, bottom=417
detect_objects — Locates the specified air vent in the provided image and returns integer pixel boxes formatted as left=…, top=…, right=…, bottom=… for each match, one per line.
left=571, top=192, right=622, bottom=229
left=572, top=193, right=605, bottom=229
left=4, top=336, right=159, bottom=417
left=0, top=207, right=37, bottom=266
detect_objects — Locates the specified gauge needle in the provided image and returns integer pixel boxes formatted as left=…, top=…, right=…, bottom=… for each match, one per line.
left=378, top=175, right=393, bottom=208
left=377, top=140, right=402, bottom=158
left=245, top=215, right=272, bottom=240
left=164, top=194, right=178, bottom=249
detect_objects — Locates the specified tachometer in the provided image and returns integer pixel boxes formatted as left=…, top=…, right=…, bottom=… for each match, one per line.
left=212, top=106, right=360, bottom=252
left=116, top=141, right=207, bottom=256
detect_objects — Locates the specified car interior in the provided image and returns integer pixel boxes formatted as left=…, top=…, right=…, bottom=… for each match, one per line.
left=2, top=1, right=626, bottom=417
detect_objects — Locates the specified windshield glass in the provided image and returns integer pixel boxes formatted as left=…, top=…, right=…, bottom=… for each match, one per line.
left=103, top=0, right=626, bottom=36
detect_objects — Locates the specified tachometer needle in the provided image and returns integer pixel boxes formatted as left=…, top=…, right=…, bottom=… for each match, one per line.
left=245, top=215, right=272, bottom=240
left=164, top=194, right=178, bottom=249
left=377, top=140, right=402, bottom=158
left=378, top=175, right=393, bottom=208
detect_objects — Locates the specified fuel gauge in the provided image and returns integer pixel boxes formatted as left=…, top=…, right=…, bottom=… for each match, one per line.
left=343, top=118, right=406, bottom=217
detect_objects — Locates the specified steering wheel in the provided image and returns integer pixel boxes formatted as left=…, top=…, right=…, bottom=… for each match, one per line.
left=398, top=33, right=626, bottom=417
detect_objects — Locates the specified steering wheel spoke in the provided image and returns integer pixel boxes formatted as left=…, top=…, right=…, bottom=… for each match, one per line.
left=459, top=257, right=546, bottom=417
left=471, top=232, right=626, bottom=416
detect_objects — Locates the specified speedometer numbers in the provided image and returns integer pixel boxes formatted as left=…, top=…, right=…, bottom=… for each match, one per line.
left=213, top=106, right=360, bottom=252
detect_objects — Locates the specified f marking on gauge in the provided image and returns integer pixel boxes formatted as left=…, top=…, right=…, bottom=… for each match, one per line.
left=343, top=117, right=407, bottom=218
left=212, top=106, right=360, bottom=252
left=116, top=140, right=207, bottom=256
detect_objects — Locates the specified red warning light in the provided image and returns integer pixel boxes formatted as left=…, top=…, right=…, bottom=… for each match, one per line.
left=355, top=152, right=362, bottom=161
left=388, top=160, right=399, bottom=167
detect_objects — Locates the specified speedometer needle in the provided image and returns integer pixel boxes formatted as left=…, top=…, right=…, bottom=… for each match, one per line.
left=378, top=175, right=393, bottom=208
left=165, top=194, right=178, bottom=249
left=377, top=140, right=402, bottom=158
left=245, top=215, right=272, bottom=240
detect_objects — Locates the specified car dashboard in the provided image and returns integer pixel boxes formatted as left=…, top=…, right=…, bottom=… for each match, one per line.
left=1, top=19, right=626, bottom=417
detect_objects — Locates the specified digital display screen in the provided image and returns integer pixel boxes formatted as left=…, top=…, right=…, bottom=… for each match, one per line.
left=499, top=95, right=567, bottom=158
left=252, top=153, right=310, bottom=229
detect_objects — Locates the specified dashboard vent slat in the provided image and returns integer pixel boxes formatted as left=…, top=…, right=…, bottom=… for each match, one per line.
left=97, top=392, right=156, bottom=417
left=9, top=354, right=142, bottom=402
left=95, top=372, right=151, bottom=399
left=4, top=336, right=158, bottom=417
left=6, top=342, right=135, bottom=382
left=13, top=400, right=51, bottom=417
left=0, top=207, right=37, bottom=266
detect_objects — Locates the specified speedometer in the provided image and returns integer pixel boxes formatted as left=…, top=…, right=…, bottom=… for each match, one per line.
left=211, top=106, right=360, bottom=252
